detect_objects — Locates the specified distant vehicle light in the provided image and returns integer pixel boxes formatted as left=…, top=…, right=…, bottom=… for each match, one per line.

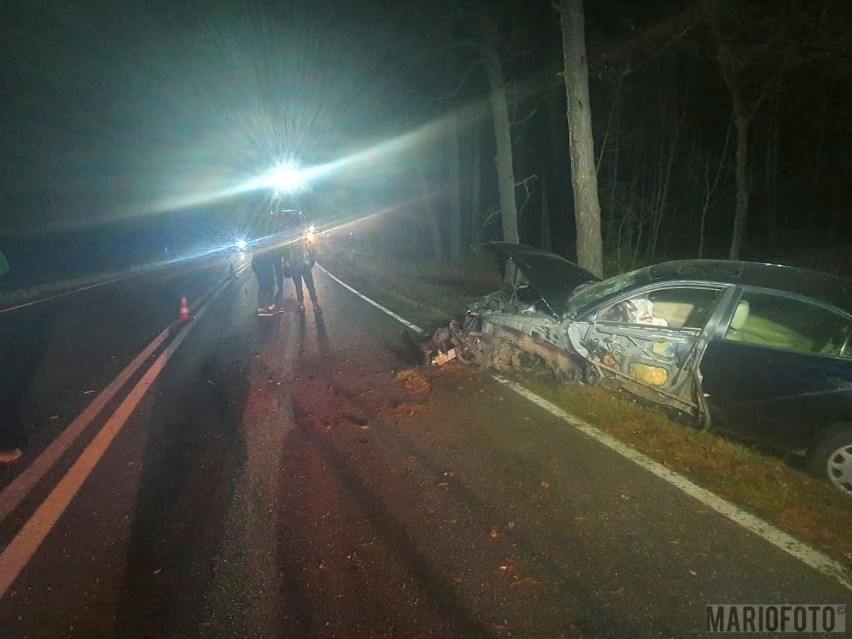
left=268, top=163, right=304, bottom=194
left=235, top=238, right=249, bottom=251
left=305, top=225, right=317, bottom=243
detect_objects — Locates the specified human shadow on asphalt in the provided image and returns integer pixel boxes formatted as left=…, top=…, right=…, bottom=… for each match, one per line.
left=315, top=312, right=330, bottom=355
left=296, top=372, right=649, bottom=638
left=113, top=295, right=259, bottom=636
left=363, top=421, right=646, bottom=638
left=275, top=415, right=491, bottom=637
left=291, top=307, right=331, bottom=356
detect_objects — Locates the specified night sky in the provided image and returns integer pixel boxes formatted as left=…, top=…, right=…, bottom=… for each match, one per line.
left=1, top=1, right=414, bottom=229
left=1, top=0, right=850, bottom=282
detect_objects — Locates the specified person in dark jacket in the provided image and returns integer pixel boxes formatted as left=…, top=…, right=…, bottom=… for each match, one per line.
left=287, top=228, right=321, bottom=313
left=0, top=248, right=52, bottom=464
left=272, top=243, right=289, bottom=305
left=251, top=248, right=277, bottom=316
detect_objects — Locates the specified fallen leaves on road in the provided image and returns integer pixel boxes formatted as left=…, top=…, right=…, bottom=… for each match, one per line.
left=395, top=369, right=431, bottom=393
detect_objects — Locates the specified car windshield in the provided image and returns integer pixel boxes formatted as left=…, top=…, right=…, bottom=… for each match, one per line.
left=564, top=267, right=650, bottom=317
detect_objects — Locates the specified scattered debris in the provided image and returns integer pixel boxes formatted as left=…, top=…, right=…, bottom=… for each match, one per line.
left=401, top=302, right=580, bottom=383
left=433, top=348, right=457, bottom=366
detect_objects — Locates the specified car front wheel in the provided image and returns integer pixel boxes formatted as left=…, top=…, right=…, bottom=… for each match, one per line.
left=807, top=425, right=852, bottom=496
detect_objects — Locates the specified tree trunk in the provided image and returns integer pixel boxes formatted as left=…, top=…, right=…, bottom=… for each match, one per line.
left=447, top=114, right=463, bottom=264
left=705, top=0, right=751, bottom=261
left=729, top=111, right=749, bottom=260
left=540, top=175, right=552, bottom=251
left=764, top=85, right=779, bottom=247
left=416, top=165, right=445, bottom=262
left=650, top=98, right=684, bottom=261
left=548, top=89, right=568, bottom=250
left=559, top=0, right=603, bottom=277
left=470, top=122, right=482, bottom=250
left=481, top=15, right=519, bottom=248
left=606, top=90, right=621, bottom=246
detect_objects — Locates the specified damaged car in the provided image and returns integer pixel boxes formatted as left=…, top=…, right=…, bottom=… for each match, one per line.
left=452, top=243, right=852, bottom=495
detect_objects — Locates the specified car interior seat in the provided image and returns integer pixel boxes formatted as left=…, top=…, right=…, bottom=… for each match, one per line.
left=725, top=299, right=750, bottom=340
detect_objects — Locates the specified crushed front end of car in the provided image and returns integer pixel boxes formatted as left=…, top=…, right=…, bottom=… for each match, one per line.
left=402, top=295, right=581, bottom=382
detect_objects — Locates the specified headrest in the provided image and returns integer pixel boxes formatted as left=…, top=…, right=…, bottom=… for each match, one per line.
left=730, top=300, right=750, bottom=331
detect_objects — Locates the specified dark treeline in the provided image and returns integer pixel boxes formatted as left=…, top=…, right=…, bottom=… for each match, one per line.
left=367, top=0, right=851, bottom=277
left=2, top=0, right=850, bottom=283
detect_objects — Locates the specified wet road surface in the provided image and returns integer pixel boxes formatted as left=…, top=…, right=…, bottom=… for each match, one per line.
left=0, top=263, right=848, bottom=638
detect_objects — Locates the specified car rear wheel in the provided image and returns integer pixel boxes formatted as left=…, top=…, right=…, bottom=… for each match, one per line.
left=807, top=425, right=852, bottom=496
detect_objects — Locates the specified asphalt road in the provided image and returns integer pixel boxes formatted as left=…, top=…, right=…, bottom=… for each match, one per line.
left=0, top=259, right=848, bottom=638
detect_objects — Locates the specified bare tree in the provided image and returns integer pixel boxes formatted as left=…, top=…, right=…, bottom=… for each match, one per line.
left=702, top=0, right=791, bottom=260
left=480, top=13, right=520, bottom=248
left=446, top=112, right=463, bottom=264
left=688, top=118, right=733, bottom=257
left=559, top=0, right=603, bottom=277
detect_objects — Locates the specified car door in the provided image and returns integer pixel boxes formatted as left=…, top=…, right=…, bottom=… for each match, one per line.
left=582, top=285, right=725, bottom=410
left=699, top=289, right=852, bottom=450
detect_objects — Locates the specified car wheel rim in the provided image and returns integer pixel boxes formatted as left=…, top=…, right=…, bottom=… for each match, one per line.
left=827, top=444, right=852, bottom=496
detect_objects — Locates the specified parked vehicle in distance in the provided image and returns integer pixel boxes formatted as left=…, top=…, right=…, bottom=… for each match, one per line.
left=474, top=243, right=852, bottom=495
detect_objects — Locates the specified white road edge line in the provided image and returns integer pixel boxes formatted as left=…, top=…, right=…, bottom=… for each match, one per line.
left=0, top=324, right=172, bottom=524
left=492, top=375, right=852, bottom=592
left=0, top=276, right=232, bottom=601
left=322, top=267, right=852, bottom=592
left=317, top=264, right=424, bottom=334
left=0, top=271, right=139, bottom=315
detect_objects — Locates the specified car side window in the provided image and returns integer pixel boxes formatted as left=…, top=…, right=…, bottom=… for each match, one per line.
left=724, top=291, right=851, bottom=357
left=598, top=287, right=721, bottom=330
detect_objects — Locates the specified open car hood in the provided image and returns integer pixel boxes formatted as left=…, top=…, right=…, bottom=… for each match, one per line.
left=485, top=242, right=600, bottom=316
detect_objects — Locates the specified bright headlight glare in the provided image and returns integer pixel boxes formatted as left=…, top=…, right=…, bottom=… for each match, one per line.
left=269, top=164, right=303, bottom=193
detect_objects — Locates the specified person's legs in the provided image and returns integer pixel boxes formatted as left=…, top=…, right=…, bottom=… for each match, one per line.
left=0, top=371, right=25, bottom=461
left=258, top=265, right=274, bottom=309
left=303, top=268, right=320, bottom=309
left=273, top=260, right=284, bottom=302
left=251, top=259, right=263, bottom=308
left=292, top=272, right=305, bottom=309
left=0, top=309, right=51, bottom=462
left=253, top=259, right=275, bottom=310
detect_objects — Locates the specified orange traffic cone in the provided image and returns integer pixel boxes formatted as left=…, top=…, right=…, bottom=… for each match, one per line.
left=179, top=296, right=191, bottom=323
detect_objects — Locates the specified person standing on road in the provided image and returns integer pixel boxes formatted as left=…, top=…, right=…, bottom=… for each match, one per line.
left=0, top=248, right=52, bottom=464
left=287, top=224, right=321, bottom=314
left=271, top=219, right=289, bottom=306
left=251, top=246, right=277, bottom=316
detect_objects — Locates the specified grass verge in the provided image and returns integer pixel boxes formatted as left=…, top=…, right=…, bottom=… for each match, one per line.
left=320, top=245, right=852, bottom=569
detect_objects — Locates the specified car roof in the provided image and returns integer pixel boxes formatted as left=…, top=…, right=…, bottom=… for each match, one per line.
left=645, top=260, right=852, bottom=314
